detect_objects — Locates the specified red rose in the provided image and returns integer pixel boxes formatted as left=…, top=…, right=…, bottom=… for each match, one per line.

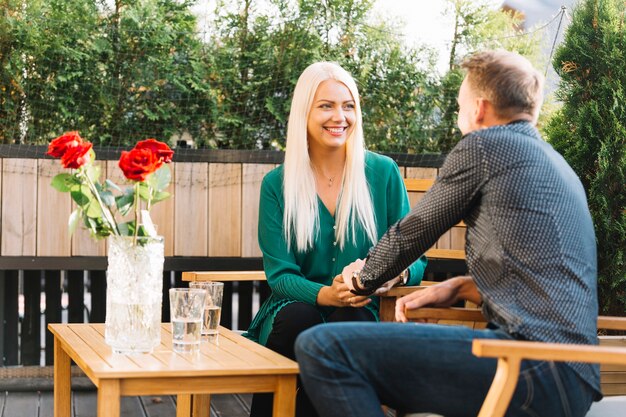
left=134, top=139, right=174, bottom=168
left=60, top=142, right=92, bottom=169
left=118, top=148, right=161, bottom=181
left=47, top=131, right=83, bottom=158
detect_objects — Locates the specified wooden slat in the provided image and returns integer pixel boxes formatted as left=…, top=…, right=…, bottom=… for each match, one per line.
left=601, top=384, right=626, bottom=396
left=436, top=230, right=452, bottom=250
left=405, top=167, right=437, bottom=181
left=1, top=159, right=37, bottom=255
left=241, top=163, right=273, bottom=257
left=403, top=178, right=437, bottom=192
left=208, top=163, right=241, bottom=257
left=45, top=270, right=63, bottom=365
left=473, top=339, right=626, bottom=366
left=424, top=248, right=465, bottom=260
left=182, top=271, right=266, bottom=282
left=21, top=270, right=41, bottom=365
left=405, top=307, right=485, bottom=323
left=598, top=316, right=626, bottom=331
left=1, top=270, right=19, bottom=365
left=450, top=226, right=466, bottom=251
left=175, top=162, right=208, bottom=256
left=150, top=163, right=175, bottom=256
left=89, top=270, right=107, bottom=323
left=37, top=160, right=72, bottom=256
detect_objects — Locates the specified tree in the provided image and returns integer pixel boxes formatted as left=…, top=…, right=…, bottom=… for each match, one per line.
left=98, top=0, right=216, bottom=146
left=0, top=0, right=216, bottom=147
left=208, top=0, right=437, bottom=150
left=545, top=0, right=625, bottom=316
left=434, top=0, right=542, bottom=153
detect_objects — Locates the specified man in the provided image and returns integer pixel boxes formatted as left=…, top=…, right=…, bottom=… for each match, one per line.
left=294, top=50, right=601, bottom=417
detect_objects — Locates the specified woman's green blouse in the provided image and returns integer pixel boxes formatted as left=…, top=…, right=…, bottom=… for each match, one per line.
left=244, top=152, right=427, bottom=344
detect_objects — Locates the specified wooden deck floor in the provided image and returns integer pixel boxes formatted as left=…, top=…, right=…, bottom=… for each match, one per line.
left=0, top=391, right=251, bottom=417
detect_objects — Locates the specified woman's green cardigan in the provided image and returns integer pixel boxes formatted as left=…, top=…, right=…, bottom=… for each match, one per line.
left=244, top=152, right=428, bottom=344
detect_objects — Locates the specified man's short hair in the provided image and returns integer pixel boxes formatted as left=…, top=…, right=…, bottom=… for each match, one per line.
left=461, top=50, right=544, bottom=121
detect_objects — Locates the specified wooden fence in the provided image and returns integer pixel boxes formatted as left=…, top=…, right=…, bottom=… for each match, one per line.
left=0, top=147, right=465, bottom=367
left=0, top=154, right=463, bottom=258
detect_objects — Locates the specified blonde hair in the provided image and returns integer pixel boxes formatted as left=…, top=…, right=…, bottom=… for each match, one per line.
left=461, top=50, right=544, bottom=123
left=283, top=62, right=377, bottom=252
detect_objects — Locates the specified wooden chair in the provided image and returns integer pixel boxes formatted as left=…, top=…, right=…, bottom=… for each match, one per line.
left=473, top=315, right=626, bottom=417
left=401, top=307, right=626, bottom=417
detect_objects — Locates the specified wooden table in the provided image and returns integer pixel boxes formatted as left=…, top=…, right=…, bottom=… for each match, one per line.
left=48, top=323, right=298, bottom=417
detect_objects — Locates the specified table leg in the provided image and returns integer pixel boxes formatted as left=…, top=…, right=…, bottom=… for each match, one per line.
left=192, top=394, right=211, bottom=417
left=97, top=379, right=120, bottom=417
left=177, top=394, right=192, bottom=417
left=272, top=375, right=297, bottom=417
left=53, top=338, right=71, bottom=417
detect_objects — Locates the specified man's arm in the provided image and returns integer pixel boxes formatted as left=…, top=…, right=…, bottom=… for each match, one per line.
left=353, top=136, right=486, bottom=293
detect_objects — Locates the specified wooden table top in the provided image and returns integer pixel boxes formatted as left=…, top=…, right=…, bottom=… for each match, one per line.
left=48, top=323, right=299, bottom=381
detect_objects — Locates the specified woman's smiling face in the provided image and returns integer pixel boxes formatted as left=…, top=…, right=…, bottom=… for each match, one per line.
left=307, top=79, right=356, bottom=153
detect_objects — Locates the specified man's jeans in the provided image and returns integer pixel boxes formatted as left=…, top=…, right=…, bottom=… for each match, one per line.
left=295, top=322, right=595, bottom=417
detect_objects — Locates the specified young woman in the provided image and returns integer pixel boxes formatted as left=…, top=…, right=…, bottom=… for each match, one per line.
left=245, top=62, right=427, bottom=417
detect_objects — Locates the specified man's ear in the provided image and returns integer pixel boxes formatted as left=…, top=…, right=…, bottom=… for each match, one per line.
left=474, top=98, right=487, bottom=124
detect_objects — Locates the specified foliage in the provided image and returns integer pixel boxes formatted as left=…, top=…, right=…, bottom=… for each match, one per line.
left=433, top=0, right=544, bottom=153
left=1, top=0, right=542, bottom=152
left=544, top=0, right=625, bottom=315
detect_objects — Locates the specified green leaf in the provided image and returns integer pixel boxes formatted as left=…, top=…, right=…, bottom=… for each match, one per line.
left=151, top=190, right=171, bottom=203
left=100, top=190, right=115, bottom=207
left=85, top=201, right=103, bottom=218
left=137, top=182, right=152, bottom=202
left=105, top=179, right=122, bottom=192
left=70, top=186, right=92, bottom=207
left=117, top=221, right=134, bottom=236
left=115, top=190, right=134, bottom=216
left=51, top=173, right=75, bottom=192
left=148, top=165, right=171, bottom=192
left=68, top=209, right=81, bottom=236
left=85, top=164, right=101, bottom=183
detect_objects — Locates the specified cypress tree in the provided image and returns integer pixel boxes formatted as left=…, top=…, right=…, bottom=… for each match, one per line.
left=545, top=0, right=625, bottom=315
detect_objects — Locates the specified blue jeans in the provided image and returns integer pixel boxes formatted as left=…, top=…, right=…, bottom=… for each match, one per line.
left=294, top=322, right=595, bottom=417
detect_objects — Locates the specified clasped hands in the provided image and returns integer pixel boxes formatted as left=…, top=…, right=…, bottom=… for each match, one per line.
left=338, top=259, right=475, bottom=322
left=316, top=259, right=406, bottom=309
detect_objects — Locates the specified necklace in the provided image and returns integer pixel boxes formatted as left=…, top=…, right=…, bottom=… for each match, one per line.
left=313, top=165, right=341, bottom=188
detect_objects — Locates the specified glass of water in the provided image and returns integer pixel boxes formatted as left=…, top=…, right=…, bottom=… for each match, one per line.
left=189, top=281, right=224, bottom=342
left=169, top=288, right=206, bottom=354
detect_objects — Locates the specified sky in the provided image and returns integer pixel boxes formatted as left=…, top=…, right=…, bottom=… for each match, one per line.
left=191, top=0, right=573, bottom=74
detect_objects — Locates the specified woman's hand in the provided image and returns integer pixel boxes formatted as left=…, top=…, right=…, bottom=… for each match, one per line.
left=317, top=274, right=371, bottom=308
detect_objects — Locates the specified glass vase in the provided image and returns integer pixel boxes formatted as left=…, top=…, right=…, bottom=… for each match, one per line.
left=105, top=235, right=164, bottom=354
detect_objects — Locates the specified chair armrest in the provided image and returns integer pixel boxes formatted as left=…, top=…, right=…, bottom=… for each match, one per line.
left=405, top=307, right=486, bottom=323
left=182, top=271, right=266, bottom=282
left=472, top=320, right=626, bottom=417
left=473, top=339, right=626, bottom=365
left=598, top=316, right=626, bottom=331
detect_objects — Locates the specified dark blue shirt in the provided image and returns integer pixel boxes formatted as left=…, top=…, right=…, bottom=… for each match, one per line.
left=360, top=121, right=600, bottom=395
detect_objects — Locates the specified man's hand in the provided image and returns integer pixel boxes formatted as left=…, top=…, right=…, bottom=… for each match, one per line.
left=373, top=276, right=402, bottom=295
left=341, top=258, right=366, bottom=292
left=395, top=276, right=479, bottom=322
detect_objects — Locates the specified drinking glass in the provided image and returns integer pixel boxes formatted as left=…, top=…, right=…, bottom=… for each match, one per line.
left=169, top=288, right=206, bottom=354
left=189, top=281, right=224, bottom=342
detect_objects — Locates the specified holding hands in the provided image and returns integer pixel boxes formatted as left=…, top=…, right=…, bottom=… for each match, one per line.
left=317, top=270, right=371, bottom=308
